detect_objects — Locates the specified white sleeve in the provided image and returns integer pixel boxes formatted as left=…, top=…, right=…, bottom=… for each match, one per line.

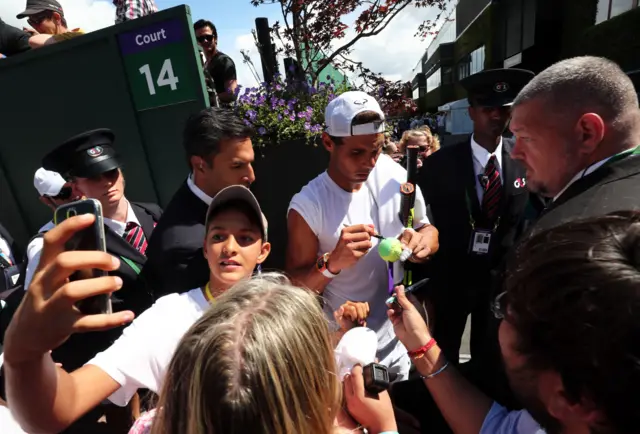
left=24, top=237, right=45, bottom=290
left=480, top=402, right=545, bottom=434
left=413, top=184, right=431, bottom=227
left=288, top=188, right=321, bottom=237
left=86, top=297, right=176, bottom=406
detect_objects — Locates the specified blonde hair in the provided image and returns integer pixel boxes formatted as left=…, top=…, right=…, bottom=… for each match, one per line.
left=150, top=273, right=341, bottom=434
left=398, top=127, right=441, bottom=154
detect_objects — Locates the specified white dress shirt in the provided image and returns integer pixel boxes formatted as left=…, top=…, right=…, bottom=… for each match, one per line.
left=471, top=135, right=504, bottom=203
left=186, top=173, right=213, bottom=206
left=103, top=200, right=141, bottom=237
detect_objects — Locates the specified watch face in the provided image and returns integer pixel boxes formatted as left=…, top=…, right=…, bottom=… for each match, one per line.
left=316, top=255, right=326, bottom=270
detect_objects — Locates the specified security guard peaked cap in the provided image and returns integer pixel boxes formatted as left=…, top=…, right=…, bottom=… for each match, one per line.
left=460, top=68, right=534, bottom=107
left=42, top=128, right=121, bottom=178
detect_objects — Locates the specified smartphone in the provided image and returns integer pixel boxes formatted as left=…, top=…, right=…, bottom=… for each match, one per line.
left=54, top=198, right=112, bottom=315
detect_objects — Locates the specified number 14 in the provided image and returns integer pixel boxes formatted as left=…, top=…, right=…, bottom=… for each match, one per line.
left=139, top=58, right=179, bottom=95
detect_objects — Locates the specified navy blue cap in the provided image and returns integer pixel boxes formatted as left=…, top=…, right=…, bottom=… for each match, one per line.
left=460, top=68, right=534, bottom=107
left=42, top=129, right=121, bottom=178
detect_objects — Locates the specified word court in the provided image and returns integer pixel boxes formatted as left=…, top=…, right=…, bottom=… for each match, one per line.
left=135, top=28, right=168, bottom=46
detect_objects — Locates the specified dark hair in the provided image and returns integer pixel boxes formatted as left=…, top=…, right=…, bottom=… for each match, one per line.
left=193, top=19, right=217, bottom=38
left=205, top=199, right=263, bottom=238
left=504, top=211, right=640, bottom=433
left=183, top=107, right=254, bottom=169
left=328, top=110, right=384, bottom=145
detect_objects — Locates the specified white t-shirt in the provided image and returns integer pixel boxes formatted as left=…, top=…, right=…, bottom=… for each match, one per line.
left=288, top=161, right=430, bottom=380
left=87, top=288, right=209, bottom=406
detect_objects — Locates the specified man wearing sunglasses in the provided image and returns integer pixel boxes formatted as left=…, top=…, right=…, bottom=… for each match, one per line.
left=16, top=0, right=84, bottom=48
left=193, top=19, right=238, bottom=105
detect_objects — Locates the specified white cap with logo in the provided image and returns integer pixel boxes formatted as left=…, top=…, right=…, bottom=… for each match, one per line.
left=324, top=91, right=386, bottom=137
left=33, top=167, right=66, bottom=197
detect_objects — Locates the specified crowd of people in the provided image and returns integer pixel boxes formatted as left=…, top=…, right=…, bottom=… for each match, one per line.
left=1, top=17, right=640, bottom=434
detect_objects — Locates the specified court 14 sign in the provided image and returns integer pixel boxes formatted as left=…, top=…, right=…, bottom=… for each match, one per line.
left=118, top=19, right=196, bottom=111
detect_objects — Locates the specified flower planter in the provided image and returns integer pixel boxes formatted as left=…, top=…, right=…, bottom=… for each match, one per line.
left=251, top=138, right=328, bottom=271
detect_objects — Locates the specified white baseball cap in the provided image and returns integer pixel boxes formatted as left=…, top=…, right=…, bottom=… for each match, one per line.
left=324, top=91, right=386, bottom=137
left=33, top=167, right=66, bottom=197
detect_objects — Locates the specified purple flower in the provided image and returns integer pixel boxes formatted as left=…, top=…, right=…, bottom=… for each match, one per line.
left=289, top=114, right=296, bottom=121
left=246, top=110, right=257, bottom=120
left=258, top=127, right=267, bottom=135
left=275, top=84, right=283, bottom=91
left=304, top=122, right=311, bottom=130
left=284, top=108, right=290, bottom=116
left=277, top=114, right=283, bottom=121
left=278, top=99, right=285, bottom=106
left=306, top=106, right=313, bottom=113
left=243, top=119, right=252, bottom=126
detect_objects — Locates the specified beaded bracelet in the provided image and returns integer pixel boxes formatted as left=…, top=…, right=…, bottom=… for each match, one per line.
left=407, top=338, right=437, bottom=358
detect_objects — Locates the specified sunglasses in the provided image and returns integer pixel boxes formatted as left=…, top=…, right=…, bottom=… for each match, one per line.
left=196, top=34, right=214, bottom=44
left=50, top=186, right=73, bottom=201
left=27, top=11, right=51, bottom=26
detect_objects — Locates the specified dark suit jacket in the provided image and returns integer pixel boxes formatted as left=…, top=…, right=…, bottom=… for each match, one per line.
left=141, top=181, right=210, bottom=299
left=416, top=137, right=531, bottom=287
left=479, top=153, right=640, bottom=408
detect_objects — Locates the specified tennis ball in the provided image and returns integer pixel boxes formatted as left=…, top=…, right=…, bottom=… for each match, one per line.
left=378, top=237, right=403, bottom=262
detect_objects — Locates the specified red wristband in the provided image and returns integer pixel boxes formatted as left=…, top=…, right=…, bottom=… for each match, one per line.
left=407, top=338, right=437, bottom=358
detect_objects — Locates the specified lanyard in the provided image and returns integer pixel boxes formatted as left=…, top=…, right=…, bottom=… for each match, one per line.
left=577, top=145, right=640, bottom=181
left=465, top=189, right=500, bottom=232
left=601, top=145, right=640, bottom=167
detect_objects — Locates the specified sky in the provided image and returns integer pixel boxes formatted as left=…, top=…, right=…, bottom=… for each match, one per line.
left=0, top=0, right=452, bottom=88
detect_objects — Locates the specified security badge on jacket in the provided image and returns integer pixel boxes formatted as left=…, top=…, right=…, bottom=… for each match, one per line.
left=468, top=176, right=527, bottom=256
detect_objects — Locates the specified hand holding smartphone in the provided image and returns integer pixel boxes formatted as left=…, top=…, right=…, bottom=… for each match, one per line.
left=54, top=199, right=112, bottom=315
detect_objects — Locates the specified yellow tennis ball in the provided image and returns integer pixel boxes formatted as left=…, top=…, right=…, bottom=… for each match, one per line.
left=378, top=237, right=403, bottom=262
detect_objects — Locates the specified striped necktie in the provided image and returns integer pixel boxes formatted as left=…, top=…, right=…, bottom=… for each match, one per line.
left=124, top=222, right=148, bottom=255
left=481, top=155, right=503, bottom=223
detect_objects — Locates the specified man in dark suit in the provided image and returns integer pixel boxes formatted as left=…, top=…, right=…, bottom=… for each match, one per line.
left=142, top=107, right=255, bottom=299
left=414, top=68, right=535, bottom=365
left=510, top=56, right=640, bottom=237
left=39, top=129, right=162, bottom=370
left=391, top=69, right=540, bottom=434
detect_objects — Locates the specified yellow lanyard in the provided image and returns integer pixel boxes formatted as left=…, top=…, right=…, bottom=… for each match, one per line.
left=204, top=283, right=215, bottom=303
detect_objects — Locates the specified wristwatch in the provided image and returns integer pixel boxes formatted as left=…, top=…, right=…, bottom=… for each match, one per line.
left=316, top=252, right=340, bottom=278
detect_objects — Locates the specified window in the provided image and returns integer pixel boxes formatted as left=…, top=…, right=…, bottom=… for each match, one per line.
left=427, top=68, right=442, bottom=92
left=413, top=87, right=420, bottom=100
left=458, top=45, right=485, bottom=80
left=596, top=0, right=638, bottom=24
